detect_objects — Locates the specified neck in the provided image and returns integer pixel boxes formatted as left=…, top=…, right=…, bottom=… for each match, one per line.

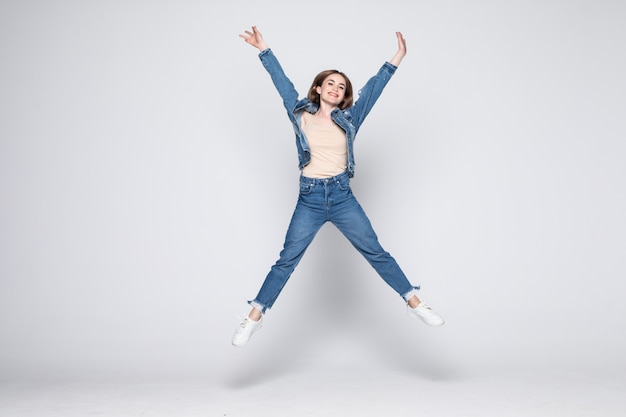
left=317, top=102, right=337, bottom=118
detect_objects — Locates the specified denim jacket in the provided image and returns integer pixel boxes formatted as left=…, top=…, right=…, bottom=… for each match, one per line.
left=258, top=48, right=397, bottom=178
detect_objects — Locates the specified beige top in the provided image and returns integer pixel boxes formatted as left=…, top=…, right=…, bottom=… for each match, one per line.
left=301, top=112, right=348, bottom=178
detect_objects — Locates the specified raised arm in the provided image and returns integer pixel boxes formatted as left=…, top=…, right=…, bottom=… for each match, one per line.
left=348, top=32, right=406, bottom=129
left=239, top=26, right=300, bottom=118
left=239, top=25, right=269, bottom=52
left=389, top=31, right=407, bottom=67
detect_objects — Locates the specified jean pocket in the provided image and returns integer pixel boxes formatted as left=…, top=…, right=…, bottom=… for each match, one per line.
left=336, top=177, right=351, bottom=191
left=299, top=181, right=314, bottom=195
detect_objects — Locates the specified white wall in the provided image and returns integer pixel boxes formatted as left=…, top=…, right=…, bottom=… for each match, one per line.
left=1, top=0, right=625, bottom=381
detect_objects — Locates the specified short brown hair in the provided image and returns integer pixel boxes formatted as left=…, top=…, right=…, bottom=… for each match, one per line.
left=307, top=70, right=354, bottom=110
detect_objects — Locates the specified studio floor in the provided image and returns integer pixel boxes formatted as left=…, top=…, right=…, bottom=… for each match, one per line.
left=1, top=365, right=624, bottom=417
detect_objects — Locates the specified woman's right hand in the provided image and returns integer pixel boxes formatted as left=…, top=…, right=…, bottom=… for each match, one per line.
left=239, top=26, right=269, bottom=51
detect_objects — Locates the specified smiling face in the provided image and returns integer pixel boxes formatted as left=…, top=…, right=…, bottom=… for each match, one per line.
left=307, top=70, right=354, bottom=110
left=316, top=74, right=347, bottom=107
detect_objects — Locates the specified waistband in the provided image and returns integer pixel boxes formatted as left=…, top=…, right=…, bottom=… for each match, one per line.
left=300, top=170, right=349, bottom=184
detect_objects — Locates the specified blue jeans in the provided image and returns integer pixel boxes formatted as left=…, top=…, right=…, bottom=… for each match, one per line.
left=250, top=171, right=419, bottom=313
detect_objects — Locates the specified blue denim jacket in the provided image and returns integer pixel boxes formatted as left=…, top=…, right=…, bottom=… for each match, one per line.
left=258, top=48, right=397, bottom=178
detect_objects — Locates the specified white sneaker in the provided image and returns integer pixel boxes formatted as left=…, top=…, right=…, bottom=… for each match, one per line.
left=232, top=316, right=263, bottom=347
left=408, top=303, right=444, bottom=326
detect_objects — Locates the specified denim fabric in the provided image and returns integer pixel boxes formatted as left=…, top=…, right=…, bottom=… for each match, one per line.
left=258, top=48, right=397, bottom=178
left=250, top=172, right=419, bottom=313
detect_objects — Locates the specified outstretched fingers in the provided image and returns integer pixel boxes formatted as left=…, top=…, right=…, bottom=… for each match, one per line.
left=239, top=25, right=267, bottom=50
left=396, top=31, right=407, bottom=54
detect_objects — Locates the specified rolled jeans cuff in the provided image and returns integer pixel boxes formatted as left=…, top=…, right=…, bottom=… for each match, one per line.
left=248, top=300, right=267, bottom=314
left=401, top=286, right=421, bottom=302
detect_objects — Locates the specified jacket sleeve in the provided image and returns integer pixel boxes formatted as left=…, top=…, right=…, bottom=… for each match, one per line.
left=258, top=49, right=300, bottom=121
left=350, top=62, right=397, bottom=131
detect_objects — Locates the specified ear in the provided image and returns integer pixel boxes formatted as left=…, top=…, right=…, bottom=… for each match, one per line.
left=316, top=86, right=321, bottom=95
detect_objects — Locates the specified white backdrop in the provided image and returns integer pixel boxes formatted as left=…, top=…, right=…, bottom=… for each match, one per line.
left=1, top=0, right=625, bottom=384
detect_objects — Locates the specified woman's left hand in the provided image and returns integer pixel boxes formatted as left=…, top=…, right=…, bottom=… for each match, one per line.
left=389, top=31, right=407, bottom=67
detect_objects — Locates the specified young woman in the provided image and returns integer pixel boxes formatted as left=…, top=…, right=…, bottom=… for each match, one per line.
left=232, top=26, right=444, bottom=347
